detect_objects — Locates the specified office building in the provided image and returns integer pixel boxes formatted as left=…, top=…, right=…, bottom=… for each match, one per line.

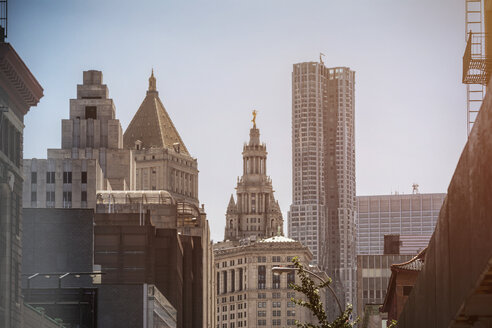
left=21, top=207, right=177, bottom=328
left=22, top=70, right=134, bottom=209
left=21, top=69, right=214, bottom=327
left=356, top=193, right=446, bottom=255
left=0, top=40, right=43, bottom=328
left=288, top=60, right=356, bottom=312
left=95, top=191, right=214, bottom=328
left=124, top=71, right=199, bottom=206
left=214, top=236, right=324, bottom=328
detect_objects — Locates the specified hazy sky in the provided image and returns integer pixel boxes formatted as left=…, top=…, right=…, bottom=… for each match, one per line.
left=13, top=0, right=465, bottom=242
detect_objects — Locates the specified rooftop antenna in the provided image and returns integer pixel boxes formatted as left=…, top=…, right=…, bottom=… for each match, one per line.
left=412, top=183, right=419, bottom=194
left=319, top=52, right=325, bottom=65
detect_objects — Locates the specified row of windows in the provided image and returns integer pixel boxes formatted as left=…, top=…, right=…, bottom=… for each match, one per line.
left=219, top=321, right=246, bottom=328
left=31, top=191, right=87, bottom=205
left=30, top=171, right=87, bottom=184
left=257, top=301, right=296, bottom=308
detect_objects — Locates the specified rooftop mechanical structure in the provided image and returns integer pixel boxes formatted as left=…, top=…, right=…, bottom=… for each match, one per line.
left=462, top=0, right=492, bottom=136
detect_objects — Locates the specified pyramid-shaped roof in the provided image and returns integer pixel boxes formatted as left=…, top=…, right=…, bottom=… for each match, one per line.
left=227, top=194, right=237, bottom=212
left=123, top=71, right=189, bottom=155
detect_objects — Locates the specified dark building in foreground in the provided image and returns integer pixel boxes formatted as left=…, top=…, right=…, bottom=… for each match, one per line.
left=22, top=208, right=98, bottom=327
left=95, top=190, right=212, bottom=328
left=22, top=207, right=178, bottom=328
left=0, top=40, right=43, bottom=328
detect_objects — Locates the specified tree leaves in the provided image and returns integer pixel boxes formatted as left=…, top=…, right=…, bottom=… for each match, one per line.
left=288, top=257, right=358, bottom=328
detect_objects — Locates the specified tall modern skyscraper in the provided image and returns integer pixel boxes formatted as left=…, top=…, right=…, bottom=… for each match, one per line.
left=288, top=60, right=356, bottom=312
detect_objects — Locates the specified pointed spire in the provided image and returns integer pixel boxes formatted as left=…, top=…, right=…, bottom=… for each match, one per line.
left=227, top=194, right=236, bottom=212
left=124, top=69, right=189, bottom=155
left=148, top=68, right=157, bottom=92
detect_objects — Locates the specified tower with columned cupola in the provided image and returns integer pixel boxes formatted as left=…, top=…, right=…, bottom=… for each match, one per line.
left=224, top=114, right=283, bottom=241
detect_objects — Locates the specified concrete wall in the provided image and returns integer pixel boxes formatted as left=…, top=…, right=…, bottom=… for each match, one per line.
left=22, top=208, right=94, bottom=288
left=98, top=284, right=143, bottom=328
left=396, top=76, right=492, bottom=327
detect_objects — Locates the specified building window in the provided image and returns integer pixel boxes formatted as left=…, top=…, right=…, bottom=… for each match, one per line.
left=81, top=191, right=87, bottom=202
left=258, top=256, right=266, bottom=263
left=85, top=106, right=97, bottom=119
left=231, top=269, right=235, bottom=293
left=31, top=172, right=37, bottom=184
left=287, top=310, right=296, bottom=316
left=273, top=302, right=281, bottom=308
left=272, top=256, right=281, bottom=262
left=46, top=191, right=55, bottom=207
left=81, top=171, right=87, bottom=184
left=287, top=269, right=295, bottom=287
left=239, top=268, right=243, bottom=291
left=273, top=310, right=281, bottom=317
left=257, top=320, right=266, bottom=326
left=272, top=292, right=280, bottom=299
left=223, top=271, right=228, bottom=294
left=287, top=319, right=296, bottom=326
left=31, top=191, right=37, bottom=203
left=257, top=302, right=266, bottom=308
left=272, top=319, right=281, bottom=326
left=63, top=191, right=72, bottom=208
left=217, top=272, right=220, bottom=295
left=257, top=311, right=266, bottom=317
left=63, top=171, right=72, bottom=184
left=258, top=265, right=266, bottom=289
left=46, top=171, right=55, bottom=184
left=258, top=293, right=266, bottom=299
left=273, top=273, right=280, bottom=289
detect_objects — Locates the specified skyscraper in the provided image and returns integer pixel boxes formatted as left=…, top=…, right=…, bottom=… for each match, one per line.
left=288, top=61, right=356, bottom=312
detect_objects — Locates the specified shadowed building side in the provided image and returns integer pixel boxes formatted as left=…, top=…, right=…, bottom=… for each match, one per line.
left=391, top=69, right=492, bottom=327
left=0, top=41, right=43, bottom=328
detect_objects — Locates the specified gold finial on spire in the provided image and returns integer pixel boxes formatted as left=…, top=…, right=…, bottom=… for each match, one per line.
left=252, top=110, right=257, bottom=128
left=149, top=68, right=156, bottom=92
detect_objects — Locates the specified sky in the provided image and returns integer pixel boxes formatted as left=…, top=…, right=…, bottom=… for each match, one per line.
left=12, top=0, right=466, bottom=242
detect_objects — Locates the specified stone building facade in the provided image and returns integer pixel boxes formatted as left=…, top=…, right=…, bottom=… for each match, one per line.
left=216, top=119, right=327, bottom=328
left=0, top=42, right=43, bottom=328
left=214, top=236, right=323, bottom=328
left=22, top=70, right=134, bottom=209
left=124, top=71, right=199, bottom=206
left=224, top=124, right=283, bottom=241
left=288, top=61, right=357, bottom=313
